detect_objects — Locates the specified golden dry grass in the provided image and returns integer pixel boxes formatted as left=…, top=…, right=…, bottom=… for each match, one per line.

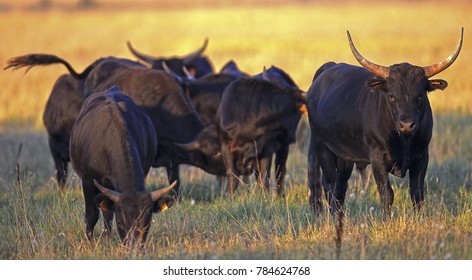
left=1, top=0, right=472, bottom=127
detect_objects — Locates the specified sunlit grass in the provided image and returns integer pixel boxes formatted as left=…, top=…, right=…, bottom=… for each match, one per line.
left=0, top=1, right=471, bottom=260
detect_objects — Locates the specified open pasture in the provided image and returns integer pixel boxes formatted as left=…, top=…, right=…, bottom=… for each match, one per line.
left=0, top=0, right=471, bottom=259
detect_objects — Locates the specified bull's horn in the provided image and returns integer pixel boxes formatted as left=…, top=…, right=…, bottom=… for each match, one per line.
left=151, top=181, right=177, bottom=201
left=262, top=66, right=270, bottom=81
left=182, top=38, right=208, bottom=65
left=423, top=27, right=464, bottom=78
left=182, top=66, right=196, bottom=80
left=347, top=31, right=390, bottom=79
left=175, top=141, right=200, bottom=152
left=162, top=61, right=182, bottom=83
left=126, top=41, right=159, bottom=66
left=94, top=180, right=121, bottom=203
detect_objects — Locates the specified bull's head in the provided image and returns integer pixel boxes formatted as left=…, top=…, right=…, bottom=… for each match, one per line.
left=174, top=125, right=226, bottom=175
left=347, top=28, right=463, bottom=135
left=94, top=180, right=176, bottom=247
left=126, top=38, right=213, bottom=78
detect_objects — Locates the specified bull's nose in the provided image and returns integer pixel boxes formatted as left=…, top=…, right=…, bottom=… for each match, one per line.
left=399, top=120, right=416, bottom=134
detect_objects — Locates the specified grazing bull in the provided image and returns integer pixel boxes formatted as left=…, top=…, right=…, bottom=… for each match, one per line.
left=217, top=77, right=306, bottom=196
left=5, top=54, right=223, bottom=198
left=127, top=38, right=214, bottom=78
left=70, top=86, right=175, bottom=246
left=35, top=58, right=144, bottom=190
left=307, top=29, right=463, bottom=216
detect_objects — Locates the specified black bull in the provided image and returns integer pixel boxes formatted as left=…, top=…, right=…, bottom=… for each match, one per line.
left=307, top=29, right=463, bottom=215
left=70, top=87, right=175, bottom=246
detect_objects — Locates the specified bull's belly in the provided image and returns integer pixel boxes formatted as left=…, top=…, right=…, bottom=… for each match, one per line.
left=324, top=141, right=369, bottom=163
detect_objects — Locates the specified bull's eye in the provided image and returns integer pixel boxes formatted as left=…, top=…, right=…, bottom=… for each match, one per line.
left=388, top=94, right=395, bottom=102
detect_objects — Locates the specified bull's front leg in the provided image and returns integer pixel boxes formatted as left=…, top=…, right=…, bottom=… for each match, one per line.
left=221, top=142, right=239, bottom=195
left=409, top=150, right=428, bottom=212
left=82, top=179, right=99, bottom=241
left=255, top=155, right=272, bottom=191
left=166, top=164, right=180, bottom=199
left=371, top=152, right=394, bottom=218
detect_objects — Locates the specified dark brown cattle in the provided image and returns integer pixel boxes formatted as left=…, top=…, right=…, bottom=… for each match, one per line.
left=70, top=86, right=175, bottom=246
left=307, top=29, right=463, bottom=216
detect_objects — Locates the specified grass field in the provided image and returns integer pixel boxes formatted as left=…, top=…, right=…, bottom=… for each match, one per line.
left=0, top=0, right=471, bottom=260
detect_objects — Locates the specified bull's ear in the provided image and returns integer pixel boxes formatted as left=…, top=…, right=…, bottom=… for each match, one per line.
left=367, top=77, right=386, bottom=88
left=94, top=194, right=114, bottom=212
left=153, top=196, right=176, bottom=213
left=428, top=79, right=448, bottom=91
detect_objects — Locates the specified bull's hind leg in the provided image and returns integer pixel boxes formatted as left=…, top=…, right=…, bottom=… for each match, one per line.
left=307, top=132, right=323, bottom=214
left=335, top=158, right=354, bottom=207
left=82, top=179, right=99, bottom=241
left=275, top=144, right=289, bottom=198
left=48, top=135, right=69, bottom=190
left=317, top=145, right=338, bottom=214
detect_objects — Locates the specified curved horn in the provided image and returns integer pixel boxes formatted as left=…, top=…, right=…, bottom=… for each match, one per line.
left=182, top=66, right=196, bottom=80
left=126, top=41, right=159, bottom=66
left=262, top=66, right=270, bottom=81
left=174, top=140, right=200, bottom=152
left=347, top=31, right=390, bottom=79
left=182, top=38, right=208, bottom=65
left=151, top=180, right=178, bottom=202
left=162, top=61, right=183, bottom=83
left=423, top=27, right=464, bottom=78
left=94, top=180, right=121, bottom=202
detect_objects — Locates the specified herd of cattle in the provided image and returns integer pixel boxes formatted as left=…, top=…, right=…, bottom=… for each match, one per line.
left=5, top=28, right=463, bottom=246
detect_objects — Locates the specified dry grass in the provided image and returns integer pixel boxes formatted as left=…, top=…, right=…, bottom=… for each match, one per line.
left=0, top=0, right=471, bottom=261
left=1, top=0, right=472, bottom=126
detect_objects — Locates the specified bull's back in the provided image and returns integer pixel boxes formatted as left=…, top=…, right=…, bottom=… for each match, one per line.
left=87, top=62, right=204, bottom=144
left=307, top=63, right=374, bottom=160
left=43, top=74, right=83, bottom=135
left=219, top=78, right=300, bottom=140
left=70, top=88, right=157, bottom=180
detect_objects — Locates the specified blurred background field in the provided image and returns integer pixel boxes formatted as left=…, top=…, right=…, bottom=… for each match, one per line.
left=0, top=0, right=471, bottom=260
left=1, top=0, right=471, bottom=126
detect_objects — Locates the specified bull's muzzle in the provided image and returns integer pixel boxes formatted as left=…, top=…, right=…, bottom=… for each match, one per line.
left=398, top=120, right=417, bottom=134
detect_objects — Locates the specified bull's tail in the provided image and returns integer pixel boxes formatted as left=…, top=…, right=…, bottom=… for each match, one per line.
left=5, top=54, right=91, bottom=80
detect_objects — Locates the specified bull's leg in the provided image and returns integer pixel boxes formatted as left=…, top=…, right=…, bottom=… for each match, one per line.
left=275, top=144, right=289, bottom=198
left=82, top=179, right=99, bottom=241
left=48, top=135, right=68, bottom=190
left=222, top=143, right=239, bottom=194
left=255, top=155, right=272, bottom=191
left=318, top=145, right=338, bottom=214
left=409, top=150, right=428, bottom=212
left=166, top=164, right=180, bottom=199
left=102, top=208, right=114, bottom=238
left=216, top=175, right=225, bottom=190
left=307, top=133, right=323, bottom=214
left=335, top=158, right=354, bottom=207
left=371, top=155, right=394, bottom=218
